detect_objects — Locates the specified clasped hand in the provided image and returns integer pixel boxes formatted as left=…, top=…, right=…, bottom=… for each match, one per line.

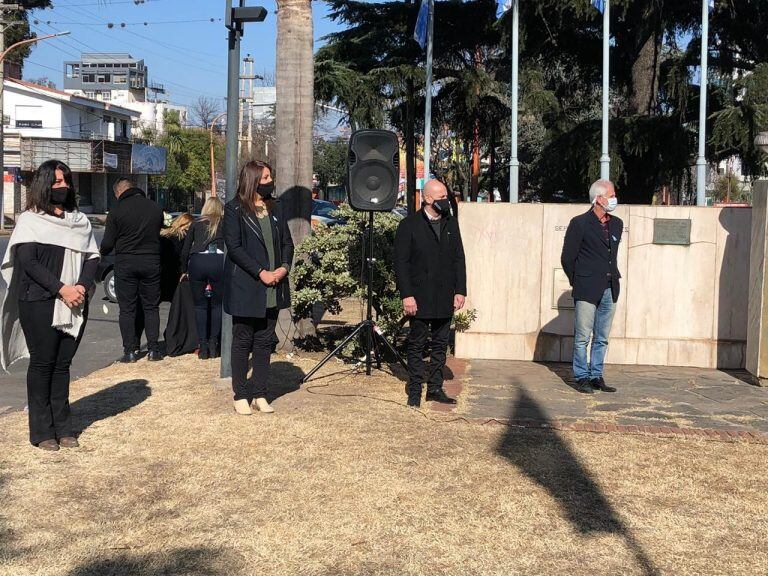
left=59, top=284, right=86, bottom=309
left=259, top=267, right=288, bottom=287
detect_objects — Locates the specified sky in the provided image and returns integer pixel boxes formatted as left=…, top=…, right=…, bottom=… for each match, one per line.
left=22, top=0, right=362, bottom=109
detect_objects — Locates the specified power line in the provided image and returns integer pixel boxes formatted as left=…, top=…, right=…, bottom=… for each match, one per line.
left=44, top=8, right=226, bottom=77
left=47, top=0, right=166, bottom=6
left=32, top=18, right=223, bottom=26
left=31, top=22, right=224, bottom=100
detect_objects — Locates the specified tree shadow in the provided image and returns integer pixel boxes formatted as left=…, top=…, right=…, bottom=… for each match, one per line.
left=70, top=379, right=151, bottom=436
left=267, top=361, right=305, bottom=403
left=497, top=390, right=659, bottom=575
left=63, top=546, right=234, bottom=576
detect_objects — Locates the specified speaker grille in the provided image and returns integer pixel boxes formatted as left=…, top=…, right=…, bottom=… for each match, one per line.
left=347, top=130, right=400, bottom=212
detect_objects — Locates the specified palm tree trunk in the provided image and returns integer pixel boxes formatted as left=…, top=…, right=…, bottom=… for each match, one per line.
left=276, top=0, right=314, bottom=339
left=276, top=0, right=313, bottom=245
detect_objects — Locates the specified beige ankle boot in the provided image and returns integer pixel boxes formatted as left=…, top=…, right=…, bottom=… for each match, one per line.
left=234, top=399, right=253, bottom=415
left=253, top=398, right=274, bottom=413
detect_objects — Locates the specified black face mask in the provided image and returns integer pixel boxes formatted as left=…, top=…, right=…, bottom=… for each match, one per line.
left=432, top=198, right=451, bottom=215
left=259, top=181, right=275, bottom=200
left=50, top=187, right=70, bottom=206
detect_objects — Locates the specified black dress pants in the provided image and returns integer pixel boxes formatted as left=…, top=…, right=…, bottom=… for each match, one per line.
left=18, top=298, right=87, bottom=445
left=231, top=309, right=278, bottom=401
left=407, top=317, right=451, bottom=395
left=187, top=253, right=224, bottom=345
left=115, top=255, right=161, bottom=353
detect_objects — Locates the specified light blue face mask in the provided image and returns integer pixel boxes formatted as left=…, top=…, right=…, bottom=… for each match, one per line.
left=604, top=197, right=618, bottom=212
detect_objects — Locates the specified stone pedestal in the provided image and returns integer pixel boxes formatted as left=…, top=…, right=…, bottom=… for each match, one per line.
left=747, top=180, right=768, bottom=386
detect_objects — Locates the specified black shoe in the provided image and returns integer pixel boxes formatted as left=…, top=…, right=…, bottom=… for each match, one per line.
left=209, top=339, right=220, bottom=359
left=121, top=351, right=138, bottom=364
left=426, top=389, right=457, bottom=404
left=590, top=377, right=616, bottom=393
left=147, top=350, right=164, bottom=362
left=198, top=341, right=210, bottom=360
left=407, top=394, right=421, bottom=408
left=575, top=378, right=594, bottom=394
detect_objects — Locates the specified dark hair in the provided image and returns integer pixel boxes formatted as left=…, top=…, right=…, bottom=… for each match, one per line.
left=236, top=160, right=276, bottom=215
left=25, top=160, right=77, bottom=214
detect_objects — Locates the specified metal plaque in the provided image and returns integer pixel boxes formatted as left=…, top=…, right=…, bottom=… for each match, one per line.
left=653, top=218, right=691, bottom=246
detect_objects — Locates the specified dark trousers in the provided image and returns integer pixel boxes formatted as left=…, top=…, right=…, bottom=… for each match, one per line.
left=231, top=309, right=278, bottom=401
left=115, top=256, right=161, bottom=353
left=188, top=253, right=224, bottom=345
left=407, top=317, right=451, bottom=395
left=18, top=298, right=87, bottom=445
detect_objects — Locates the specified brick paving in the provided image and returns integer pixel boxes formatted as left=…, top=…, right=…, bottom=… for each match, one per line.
left=436, top=358, right=768, bottom=443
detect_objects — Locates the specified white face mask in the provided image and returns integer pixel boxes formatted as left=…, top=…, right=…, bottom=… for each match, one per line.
left=603, top=197, right=618, bottom=212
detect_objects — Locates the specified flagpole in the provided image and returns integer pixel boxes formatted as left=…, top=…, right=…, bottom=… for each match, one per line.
left=423, top=0, right=434, bottom=183
left=695, top=0, right=709, bottom=206
left=509, top=0, right=519, bottom=203
left=599, top=0, right=610, bottom=180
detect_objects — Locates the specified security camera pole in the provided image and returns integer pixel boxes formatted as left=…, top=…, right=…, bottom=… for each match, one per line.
left=220, top=1, right=267, bottom=380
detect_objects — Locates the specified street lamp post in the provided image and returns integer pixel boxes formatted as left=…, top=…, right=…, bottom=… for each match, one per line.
left=209, top=111, right=226, bottom=199
left=0, top=31, right=70, bottom=230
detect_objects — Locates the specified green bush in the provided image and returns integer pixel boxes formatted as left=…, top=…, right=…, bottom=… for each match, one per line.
left=291, top=204, right=404, bottom=337
left=291, top=204, right=478, bottom=352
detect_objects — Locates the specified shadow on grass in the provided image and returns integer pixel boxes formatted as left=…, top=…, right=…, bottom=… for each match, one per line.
left=70, top=379, right=151, bottom=436
left=498, top=389, right=659, bottom=576
left=268, top=361, right=305, bottom=403
left=64, top=546, right=235, bottom=576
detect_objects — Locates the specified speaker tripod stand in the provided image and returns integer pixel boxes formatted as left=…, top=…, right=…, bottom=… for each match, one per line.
left=302, top=211, right=407, bottom=383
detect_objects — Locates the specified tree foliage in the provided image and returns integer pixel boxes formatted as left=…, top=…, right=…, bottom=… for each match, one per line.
left=316, top=0, right=768, bottom=204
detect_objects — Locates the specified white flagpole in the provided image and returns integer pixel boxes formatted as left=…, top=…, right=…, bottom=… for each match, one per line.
left=423, top=0, right=434, bottom=182
left=599, top=1, right=610, bottom=180
left=696, top=0, right=709, bottom=206
left=509, top=0, right=519, bottom=202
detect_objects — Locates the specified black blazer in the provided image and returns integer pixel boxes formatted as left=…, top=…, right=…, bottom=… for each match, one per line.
left=222, top=199, right=294, bottom=318
left=394, top=209, right=467, bottom=320
left=561, top=209, right=623, bottom=304
left=100, top=188, right=164, bottom=258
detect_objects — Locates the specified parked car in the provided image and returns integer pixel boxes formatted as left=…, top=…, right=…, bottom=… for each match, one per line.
left=311, top=199, right=345, bottom=227
left=96, top=254, right=118, bottom=303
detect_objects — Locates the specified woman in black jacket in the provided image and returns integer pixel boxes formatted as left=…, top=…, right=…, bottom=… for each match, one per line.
left=223, top=161, right=294, bottom=415
left=0, top=160, right=100, bottom=451
left=181, top=197, right=225, bottom=360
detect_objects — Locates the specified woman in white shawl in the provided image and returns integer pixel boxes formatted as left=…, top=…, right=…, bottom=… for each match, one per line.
left=0, top=160, right=99, bottom=451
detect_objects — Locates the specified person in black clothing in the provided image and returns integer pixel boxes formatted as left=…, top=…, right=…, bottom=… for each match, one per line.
left=0, top=160, right=100, bottom=451
left=223, top=161, right=294, bottom=415
left=394, top=179, right=467, bottom=408
left=561, top=179, right=623, bottom=394
left=100, top=178, right=165, bottom=363
left=160, top=212, right=194, bottom=302
left=181, top=197, right=225, bottom=360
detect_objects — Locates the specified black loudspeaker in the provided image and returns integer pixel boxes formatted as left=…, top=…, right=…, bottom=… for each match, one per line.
left=347, top=129, right=400, bottom=211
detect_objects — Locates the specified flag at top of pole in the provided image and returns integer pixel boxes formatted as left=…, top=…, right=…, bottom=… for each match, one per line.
left=591, top=0, right=605, bottom=13
left=496, top=0, right=513, bottom=18
left=414, top=0, right=429, bottom=50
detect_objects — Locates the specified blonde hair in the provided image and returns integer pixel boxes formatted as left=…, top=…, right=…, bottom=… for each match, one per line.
left=161, top=212, right=194, bottom=239
left=200, top=196, right=224, bottom=242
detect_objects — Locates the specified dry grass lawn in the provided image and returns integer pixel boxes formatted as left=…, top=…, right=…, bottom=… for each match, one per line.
left=1, top=352, right=767, bottom=576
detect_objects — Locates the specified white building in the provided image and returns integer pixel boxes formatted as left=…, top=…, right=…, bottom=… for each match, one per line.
left=63, top=53, right=188, bottom=136
left=2, top=78, right=166, bottom=217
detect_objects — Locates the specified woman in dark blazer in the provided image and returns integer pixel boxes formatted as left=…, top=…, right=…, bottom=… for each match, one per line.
left=223, top=160, right=294, bottom=415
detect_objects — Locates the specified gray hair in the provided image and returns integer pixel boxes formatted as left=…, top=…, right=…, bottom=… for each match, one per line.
left=589, top=179, right=614, bottom=204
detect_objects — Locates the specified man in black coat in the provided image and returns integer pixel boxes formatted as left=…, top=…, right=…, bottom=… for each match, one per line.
left=101, top=178, right=165, bottom=363
left=561, top=179, right=623, bottom=394
left=394, top=179, right=467, bottom=407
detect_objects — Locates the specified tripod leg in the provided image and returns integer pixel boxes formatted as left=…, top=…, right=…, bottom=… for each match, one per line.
left=376, top=330, right=408, bottom=372
left=372, top=326, right=383, bottom=369
left=301, top=322, right=368, bottom=383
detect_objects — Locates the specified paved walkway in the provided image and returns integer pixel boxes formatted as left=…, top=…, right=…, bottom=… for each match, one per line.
left=441, top=359, right=768, bottom=441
